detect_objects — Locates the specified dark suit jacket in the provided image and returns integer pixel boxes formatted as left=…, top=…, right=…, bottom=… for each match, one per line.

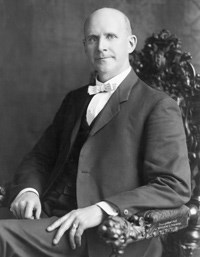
left=10, top=69, right=191, bottom=257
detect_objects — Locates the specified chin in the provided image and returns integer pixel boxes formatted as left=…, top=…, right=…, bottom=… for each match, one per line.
left=95, top=65, right=116, bottom=74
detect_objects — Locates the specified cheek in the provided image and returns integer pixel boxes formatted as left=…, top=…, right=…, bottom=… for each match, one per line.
left=87, top=47, right=96, bottom=58
left=111, top=42, right=126, bottom=55
left=85, top=50, right=94, bottom=64
left=117, top=44, right=130, bottom=59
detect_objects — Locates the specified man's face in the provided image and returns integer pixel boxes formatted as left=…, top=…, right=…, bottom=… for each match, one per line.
left=84, top=10, right=136, bottom=81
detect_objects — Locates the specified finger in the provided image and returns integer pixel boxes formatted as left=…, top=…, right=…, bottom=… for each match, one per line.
left=10, top=202, right=21, bottom=219
left=35, top=203, right=41, bottom=219
left=19, top=202, right=27, bottom=219
left=47, top=213, right=71, bottom=232
left=24, top=202, right=34, bottom=219
left=53, top=217, right=74, bottom=245
left=69, top=222, right=80, bottom=249
left=10, top=206, right=18, bottom=219
left=74, top=224, right=84, bottom=249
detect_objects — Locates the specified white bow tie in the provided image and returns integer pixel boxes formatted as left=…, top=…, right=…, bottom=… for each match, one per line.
left=88, top=83, right=117, bottom=95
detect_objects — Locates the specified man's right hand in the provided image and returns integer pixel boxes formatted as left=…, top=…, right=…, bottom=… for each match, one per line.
left=10, top=192, right=41, bottom=220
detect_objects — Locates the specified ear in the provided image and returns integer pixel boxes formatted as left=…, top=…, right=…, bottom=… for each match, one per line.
left=128, top=35, right=137, bottom=53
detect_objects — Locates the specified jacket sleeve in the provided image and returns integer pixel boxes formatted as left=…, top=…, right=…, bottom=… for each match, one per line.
left=8, top=91, right=75, bottom=203
left=105, top=97, right=191, bottom=217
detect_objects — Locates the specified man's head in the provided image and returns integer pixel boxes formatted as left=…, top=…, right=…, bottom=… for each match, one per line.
left=83, top=8, right=137, bottom=82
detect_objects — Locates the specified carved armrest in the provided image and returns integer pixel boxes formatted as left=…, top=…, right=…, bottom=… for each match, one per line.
left=98, top=205, right=190, bottom=257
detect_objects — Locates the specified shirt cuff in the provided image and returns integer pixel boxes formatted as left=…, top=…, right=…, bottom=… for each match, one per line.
left=15, top=188, right=39, bottom=199
left=96, top=201, right=118, bottom=216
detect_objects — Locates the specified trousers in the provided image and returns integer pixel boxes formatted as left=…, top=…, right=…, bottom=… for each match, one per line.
left=0, top=207, right=88, bottom=257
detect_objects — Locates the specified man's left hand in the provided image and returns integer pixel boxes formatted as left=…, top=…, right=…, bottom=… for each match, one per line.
left=47, top=205, right=104, bottom=249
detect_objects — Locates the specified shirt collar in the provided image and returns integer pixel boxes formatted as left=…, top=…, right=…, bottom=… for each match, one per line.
left=95, top=66, right=132, bottom=90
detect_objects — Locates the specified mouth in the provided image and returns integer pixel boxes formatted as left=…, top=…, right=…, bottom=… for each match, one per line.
left=95, top=56, right=112, bottom=61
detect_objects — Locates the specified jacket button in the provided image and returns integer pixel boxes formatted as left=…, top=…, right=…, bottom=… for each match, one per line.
left=82, top=170, right=89, bottom=174
left=124, top=209, right=129, bottom=215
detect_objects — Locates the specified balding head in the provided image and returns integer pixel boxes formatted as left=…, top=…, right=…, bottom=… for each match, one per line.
left=84, top=8, right=133, bottom=38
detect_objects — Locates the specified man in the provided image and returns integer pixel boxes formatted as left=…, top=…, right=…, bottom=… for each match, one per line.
left=0, top=7, right=191, bottom=257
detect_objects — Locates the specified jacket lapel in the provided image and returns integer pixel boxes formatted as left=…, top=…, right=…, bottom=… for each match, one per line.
left=69, top=89, right=92, bottom=149
left=89, top=69, right=138, bottom=136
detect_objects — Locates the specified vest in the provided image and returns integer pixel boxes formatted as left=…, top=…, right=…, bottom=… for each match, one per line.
left=43, top=97, right=94, bottom=217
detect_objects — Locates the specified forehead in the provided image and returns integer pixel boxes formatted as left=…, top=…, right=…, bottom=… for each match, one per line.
left=84, top=11, right=127, bottom=36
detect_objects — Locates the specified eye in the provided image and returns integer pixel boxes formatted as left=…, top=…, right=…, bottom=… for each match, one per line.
left=106, top=33, right=117, bottom=40
left=85, top=35, right=98, bottom=44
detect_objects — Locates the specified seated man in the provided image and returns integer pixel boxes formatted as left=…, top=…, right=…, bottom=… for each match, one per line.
left=0, top=7, right=191, bottom=257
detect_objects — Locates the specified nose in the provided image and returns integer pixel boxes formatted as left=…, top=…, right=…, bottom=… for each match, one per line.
left=97, top=37, right=107, bottom=52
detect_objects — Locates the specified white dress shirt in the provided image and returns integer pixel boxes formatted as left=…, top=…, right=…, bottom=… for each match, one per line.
left=13, top=66, right=132, bottom=216
left=86, top=66, right=132, bottom=125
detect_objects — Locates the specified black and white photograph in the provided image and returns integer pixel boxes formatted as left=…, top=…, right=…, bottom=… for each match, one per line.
left=0, top=1, right=199, bottom=256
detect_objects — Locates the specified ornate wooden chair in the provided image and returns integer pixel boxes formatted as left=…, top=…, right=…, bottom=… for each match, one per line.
left=98, top=29, right=200, bottom=257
